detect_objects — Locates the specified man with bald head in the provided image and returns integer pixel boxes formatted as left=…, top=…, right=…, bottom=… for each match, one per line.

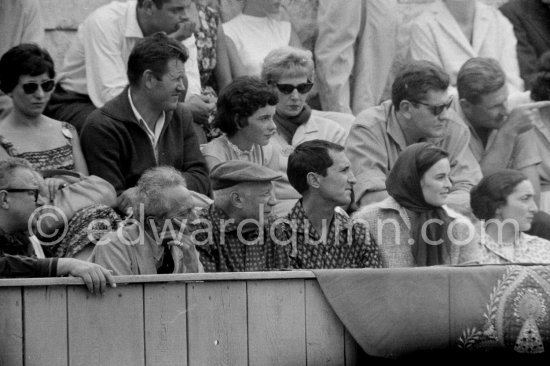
left=89, top=166, right=203, bottom=275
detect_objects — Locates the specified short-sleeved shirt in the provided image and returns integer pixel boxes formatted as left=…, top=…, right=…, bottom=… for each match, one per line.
left=286, top=200, right=382, bottom=269
left=192, top=204, right=290, bottom=272
left=345, top=100, right=483, bottom=202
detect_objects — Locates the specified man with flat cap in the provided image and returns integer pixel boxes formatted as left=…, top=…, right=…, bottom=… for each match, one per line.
left=191, top=160, right=291, bottom=272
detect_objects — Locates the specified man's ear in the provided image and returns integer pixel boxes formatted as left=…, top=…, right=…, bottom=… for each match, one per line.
left=230, top=190, right=243, bottom=208
left=306, top=172, right=321, bottom=190
left=0, top=191, right=9, bottom=209
left=398, top=100, right=413, bottom=119
left=141, top=0, right=155, bottom=14
left=459, top=98, right=472, bottom=117
left=143, top=70, right=157, bottom=89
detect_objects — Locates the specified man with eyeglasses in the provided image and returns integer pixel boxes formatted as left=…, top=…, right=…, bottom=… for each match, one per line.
left=345, top=60, right=482, bottom=211
left=89, top=166, right=203, bottom=275
left=0, top=158, right=115, bottom=294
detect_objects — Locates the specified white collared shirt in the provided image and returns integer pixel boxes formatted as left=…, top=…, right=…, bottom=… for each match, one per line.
left=128, top=88, right=165, bottom=162
left=58, top=0, right=201, bottom=108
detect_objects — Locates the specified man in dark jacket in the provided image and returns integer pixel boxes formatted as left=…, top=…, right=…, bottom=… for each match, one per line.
left=81, top=33, right=210, bottom=213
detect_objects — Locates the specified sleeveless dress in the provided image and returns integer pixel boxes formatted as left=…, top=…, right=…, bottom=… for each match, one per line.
left=0, top=122, right=120, bottom=258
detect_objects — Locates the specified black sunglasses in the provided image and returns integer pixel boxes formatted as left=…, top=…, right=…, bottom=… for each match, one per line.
left=0, top=188, right=40, bottom=203
left=275, top=82, right=314, bottom=95
left=22, top=79, right=55, bottom=94
left=411, top=98, right=453, bottom=116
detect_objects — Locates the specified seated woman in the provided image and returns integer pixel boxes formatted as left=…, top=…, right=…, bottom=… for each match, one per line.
left=0, top=44, right=118, bottom=258
left=471, top=169, right=550, bottom=264
left=353, top=142, right=478, bottom=268
left=200, top=76, right=278, bottom=171
left=216, top=0, right=301, bottom=88
left=261, top=46, right=347, bottom=215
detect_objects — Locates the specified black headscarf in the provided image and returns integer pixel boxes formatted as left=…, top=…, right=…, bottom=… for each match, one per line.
left=386, top=142, right=452, bottom=266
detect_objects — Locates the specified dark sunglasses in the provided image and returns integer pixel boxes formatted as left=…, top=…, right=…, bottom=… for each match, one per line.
left=22, top=79, right=55, bottom=94
left=0, top=188, right=40, bottom=203
left=411, top=98, right=453, bottom=116
left=275, top=82, right=314, bottom=95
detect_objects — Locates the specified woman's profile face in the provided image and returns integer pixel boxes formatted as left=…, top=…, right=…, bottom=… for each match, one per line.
left=273, top=73, right=310, bottom=118
left=239, top=104, right=277, bottom=146
left=420, top=158, right=451, bottom=207
left=9, top=72, right=53, bottom=118
left=496, top=179, right=537, bottom=232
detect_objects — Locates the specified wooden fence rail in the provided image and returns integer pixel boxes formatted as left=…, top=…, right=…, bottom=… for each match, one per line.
left=0, top=272, right=361, bottom=366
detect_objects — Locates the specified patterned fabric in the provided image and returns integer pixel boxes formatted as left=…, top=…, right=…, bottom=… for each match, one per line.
left=195, top=3, right=222, bottom=141
left=0, top=122, right=76, bottom=170
left=479, top=231, right=550, bottom=264
left=192, top=204, right=290, bottom=272
left=287, top=200, right=382, bottom=269
left=459, top=266, right=550, bottom=354
left=43, top=204, right=121, bottom=258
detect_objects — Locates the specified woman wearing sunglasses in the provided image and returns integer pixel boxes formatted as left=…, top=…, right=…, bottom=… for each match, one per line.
left=0, top=44, right=118, bottom=259
left=260, top=46, right=347, bottom=215
left=0, top=44, right=88, bottom=182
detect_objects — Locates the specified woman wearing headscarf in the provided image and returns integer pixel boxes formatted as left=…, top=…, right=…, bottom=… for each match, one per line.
left=353, top=142, right=479, bottom=267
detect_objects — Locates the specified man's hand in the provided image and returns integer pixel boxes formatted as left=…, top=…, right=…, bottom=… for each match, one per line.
left=57, top=258, right=116, bottom=294
left=185, top=94, right=216, bottom=125
left=502, top=101, right=550, bottom=135
left=116, top=186, right=138, bottom=216
left=169, top=20, right=196, bottom=42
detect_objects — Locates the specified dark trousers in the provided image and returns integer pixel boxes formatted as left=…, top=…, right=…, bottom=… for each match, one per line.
left=45, top=84, right=96, bottom=134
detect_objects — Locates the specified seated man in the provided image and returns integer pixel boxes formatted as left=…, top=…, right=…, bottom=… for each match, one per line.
left=499, top=0, right=550, bottom=89
left=89, top=166, right=202, bottom=275
left=0, top=158, right=115, bottom=294
left=456, top=57, right=546, bottom=201
left=192, top=160, right=290, bottom=272
left=45, top=0, right=212, bottom=131
left=286, top=140, right=382, bottom=269
left=81, top=33, right=210, bottom=213
left=456, top=57, right=550, bottom=239
left=345, top=60, right=482, bottom=210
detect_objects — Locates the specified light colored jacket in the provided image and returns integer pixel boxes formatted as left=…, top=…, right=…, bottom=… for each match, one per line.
left=353, top=197, right=480, bottom=268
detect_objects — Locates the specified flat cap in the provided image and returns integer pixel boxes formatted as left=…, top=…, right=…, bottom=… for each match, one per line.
left=210, top=161, right=282, bottom=190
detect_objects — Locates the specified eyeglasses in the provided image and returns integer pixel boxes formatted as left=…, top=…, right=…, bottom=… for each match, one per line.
left=0, top=188, right=40, bottom=203
left=275, top=82, right=314, bottom=95
left=411, top=98, right=453, bottom=116
left=21, top=79, right=55, bottom=94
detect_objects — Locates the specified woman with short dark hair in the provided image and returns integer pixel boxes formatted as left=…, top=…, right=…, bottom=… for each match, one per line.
left=471, top=169, right=550, bottom=264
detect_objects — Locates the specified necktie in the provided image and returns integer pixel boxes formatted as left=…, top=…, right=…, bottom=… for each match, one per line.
left=157, top=244, right=174, bottom=274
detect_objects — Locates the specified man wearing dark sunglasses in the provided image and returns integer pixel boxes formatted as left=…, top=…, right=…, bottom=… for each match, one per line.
left=0, top=158, right=115, bottom=294
left=345, top=60, right=482, bottom=212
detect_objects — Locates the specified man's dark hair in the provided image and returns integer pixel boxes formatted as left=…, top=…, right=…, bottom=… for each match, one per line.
left=531, top=50, right=550, bottom=102
left=137, top=0, right=172, bottom=8
left=0, top=43, right=55, bottom=93
left=391, top=60, right=449, bottom=111
left=287, top=139, right=344, bottom=195
left=457, top=57, right=506, bottom=104
left=127, top=32, right=189, bottom=87
left=214, top=76, right=278, bottom=136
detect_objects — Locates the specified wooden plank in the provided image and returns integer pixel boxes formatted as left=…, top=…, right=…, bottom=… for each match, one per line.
left=0, top=271, right=316, bottom=287
left=24, top=286, right=68, bottom=366
left=247, top=279, right=306, bottom=366
left=143, top=283, right=187, bottom=366
left=0, top=288, right=23, bottom=366
left=67, top=284, right=145, bottom=366
left=187, top=281, right=247, bottom=366
left=305, top=280, right=345, bottom=366
left=344, top=329, right=359, bottom=366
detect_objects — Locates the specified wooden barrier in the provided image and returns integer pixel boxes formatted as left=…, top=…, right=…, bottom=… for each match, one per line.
left=0, top=272, right=362, bottom=366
